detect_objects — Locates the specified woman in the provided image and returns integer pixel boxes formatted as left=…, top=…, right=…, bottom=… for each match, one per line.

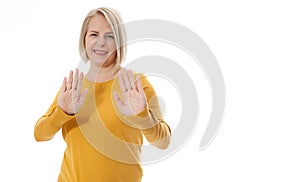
left=34, top=7, right=171, bottom=182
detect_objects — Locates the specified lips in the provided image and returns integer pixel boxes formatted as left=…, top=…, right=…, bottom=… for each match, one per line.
left=93, top=50, right=108, bottom=56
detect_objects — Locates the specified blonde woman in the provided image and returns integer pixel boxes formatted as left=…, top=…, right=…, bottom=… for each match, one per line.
left=34, top=7, right=171, bottom=182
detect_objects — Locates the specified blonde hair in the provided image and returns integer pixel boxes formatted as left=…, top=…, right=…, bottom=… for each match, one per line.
left=79, top=7, right=127, bottom=72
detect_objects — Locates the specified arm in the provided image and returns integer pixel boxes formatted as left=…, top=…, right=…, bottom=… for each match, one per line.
left=34, top=93, right=74, bottom=141
left=34, top=69, right=88, bottom=141
left=138, top=76, right=171, bottom=149
left=113, top=69, right=171, bottom=149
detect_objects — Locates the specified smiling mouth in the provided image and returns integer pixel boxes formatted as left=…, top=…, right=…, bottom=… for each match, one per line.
left=93, top=50, right=108, bottom=56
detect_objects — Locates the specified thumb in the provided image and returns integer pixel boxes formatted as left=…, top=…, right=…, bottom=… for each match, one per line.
left=113, top=91, right=124, bottom=111
left=113, top=91, right=122, bottom=105
left=79, top=88, right=88, bottom=106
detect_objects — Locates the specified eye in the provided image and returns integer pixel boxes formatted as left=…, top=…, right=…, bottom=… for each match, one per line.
left=104, top=34, right=115, bottom=39
left=90, top=33, right=98, bottom=37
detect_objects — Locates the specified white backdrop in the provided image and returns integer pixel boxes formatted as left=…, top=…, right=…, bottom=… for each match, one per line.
left=1, top=0, right=300, bottom=181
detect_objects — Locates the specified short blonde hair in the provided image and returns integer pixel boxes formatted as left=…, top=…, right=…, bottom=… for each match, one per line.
left=79, top=7, right=127, bottom=72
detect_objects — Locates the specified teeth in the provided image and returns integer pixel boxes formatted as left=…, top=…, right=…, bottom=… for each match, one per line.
left=94, top=50, right=107, bottom=54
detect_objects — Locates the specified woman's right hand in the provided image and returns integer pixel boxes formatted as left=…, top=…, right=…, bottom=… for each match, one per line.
left=58, top=69, right=88, bottom=115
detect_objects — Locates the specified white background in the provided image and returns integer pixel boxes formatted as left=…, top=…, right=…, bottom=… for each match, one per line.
left=1, top=0, right=300, bottom=181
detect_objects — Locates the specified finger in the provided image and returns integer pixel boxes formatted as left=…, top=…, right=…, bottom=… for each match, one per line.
left=67, top=70, right=73, bottom=90
left=121, top=69, right=131, bottom=91
left=77, top=72, right=84, bottom=92
left=113, top=91, right=124, bottom=113
left=61, top=77, right=67, bottom=92
left=73, top=68, right=79, bottom=90
left=127, top=70, right=135, bottom=90
left=117, top=71, right=126, bottom=94
left=78, top=88, right=88, bottom=106
left=136, top=74, right=143, bottom=93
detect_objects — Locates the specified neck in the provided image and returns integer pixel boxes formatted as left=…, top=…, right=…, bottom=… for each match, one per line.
left=86, top=63, right=118, bottom=83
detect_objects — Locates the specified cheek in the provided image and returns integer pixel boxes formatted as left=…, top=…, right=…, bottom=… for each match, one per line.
left=108, top=42, right=117, bottom=52
left=85, top=39, right=91, bottom=49
left=85, top=37, right=95, bottom=49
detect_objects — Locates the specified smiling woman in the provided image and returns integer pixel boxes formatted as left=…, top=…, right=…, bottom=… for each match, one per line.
left=79, top=7, right=127, bottom=76
left=33, top=7, right=171, bottom=182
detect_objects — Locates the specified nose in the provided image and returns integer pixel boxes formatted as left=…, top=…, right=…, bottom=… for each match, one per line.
left=96, top=36, right=106, bottom=46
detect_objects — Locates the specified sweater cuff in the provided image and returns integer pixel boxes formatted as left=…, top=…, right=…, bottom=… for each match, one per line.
left=136, top=106, right=149, bottom=117
left=122, top=105, right=159, bottom=130
left=47, top=106, right=74, bottom=130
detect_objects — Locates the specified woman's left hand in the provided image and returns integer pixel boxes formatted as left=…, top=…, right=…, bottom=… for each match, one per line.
left=113, top=69, right=147, bottom=116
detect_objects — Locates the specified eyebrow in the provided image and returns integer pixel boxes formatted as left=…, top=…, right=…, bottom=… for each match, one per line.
left=88, top=30, right=114, bottom=34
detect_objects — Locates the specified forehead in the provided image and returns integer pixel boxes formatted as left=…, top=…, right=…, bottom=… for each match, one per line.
left=88, top=14, right=112, bottom=32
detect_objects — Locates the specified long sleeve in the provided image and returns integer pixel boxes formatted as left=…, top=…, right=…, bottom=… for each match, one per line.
left=123, top=75, right=171, bottom=149
left=140, top=99, right=171, bottom=149
left=34, top=91, right=74, bottom=141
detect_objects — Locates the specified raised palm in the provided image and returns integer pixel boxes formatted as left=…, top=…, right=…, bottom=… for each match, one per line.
left=113, top=69, right=146, bottom=116
left=58, top=69, right=88, bottom=115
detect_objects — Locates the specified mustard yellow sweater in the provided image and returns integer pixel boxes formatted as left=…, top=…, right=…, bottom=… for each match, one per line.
left=34, top=75, right=171, bottom=182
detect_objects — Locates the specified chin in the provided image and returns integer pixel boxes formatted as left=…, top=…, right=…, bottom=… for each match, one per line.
left=91, top=59, right=106, bottom=66
left=91, top=58, right=115, bottom=68
left=88, top=52, right=116, bottom=67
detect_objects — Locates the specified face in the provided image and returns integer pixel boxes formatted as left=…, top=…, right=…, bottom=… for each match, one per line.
left=85, top=14, right=117, bottom=67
